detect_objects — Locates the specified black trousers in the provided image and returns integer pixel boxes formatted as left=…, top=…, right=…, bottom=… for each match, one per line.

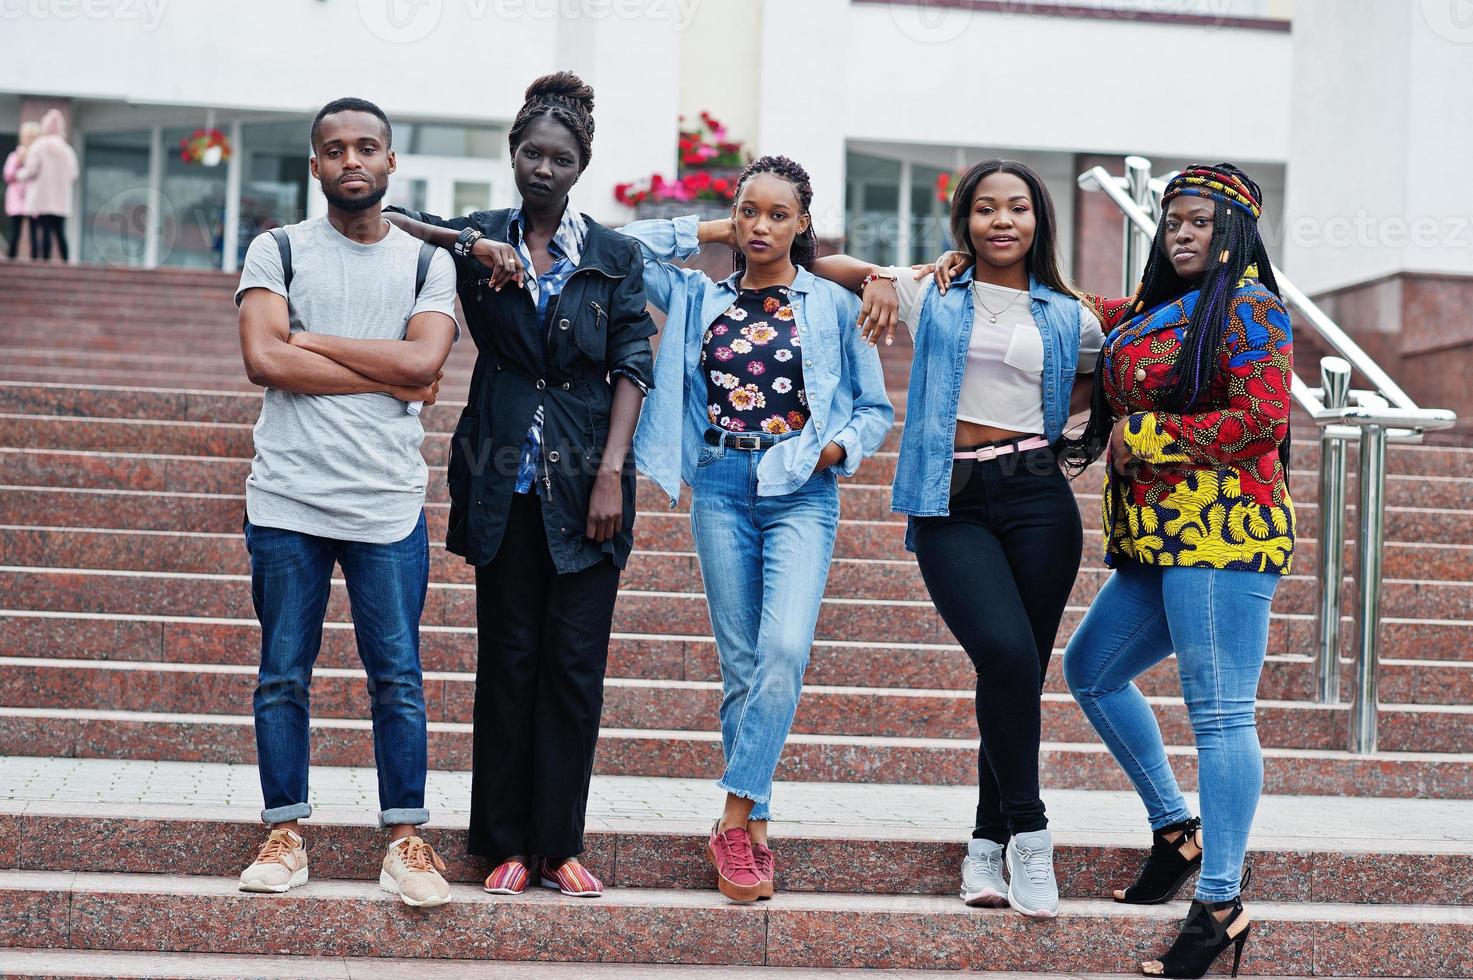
left=6, top=215, right=28, bottom=259
left=912, top=442, right=1082, bottom=843
left=468, top=490, right=621, bottom=863
left=34, top=214, right=66, bottom=261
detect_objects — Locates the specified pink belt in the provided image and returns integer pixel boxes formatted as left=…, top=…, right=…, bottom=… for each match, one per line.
left=953, top=435, right=1050, bottom=462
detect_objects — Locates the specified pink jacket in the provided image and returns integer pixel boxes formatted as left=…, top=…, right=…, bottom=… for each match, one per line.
left=20, top=112, right=79, bottom=218
left=3, top=149, right=27, bottom=217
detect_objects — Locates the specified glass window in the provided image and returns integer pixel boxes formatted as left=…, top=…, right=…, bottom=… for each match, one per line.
left=239, top=120, right=310, bottom=261
left=398, top=123, right=504, bottom=159
left=910, top=163, right=951, bottom=265
left=80, top=129, right=152, bottom=267
left=452, top=180, right=492, bottom=215
left=159, top=126, right=228, bottom=269
left=845, top=152, right=901, bottom=267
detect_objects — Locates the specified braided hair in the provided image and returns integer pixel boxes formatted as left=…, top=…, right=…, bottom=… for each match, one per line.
left=1063, top=163, right=1283, bottom=475
left=731, top=155, right=820, bottom=275
left=508, top=71, right=595, bottom=170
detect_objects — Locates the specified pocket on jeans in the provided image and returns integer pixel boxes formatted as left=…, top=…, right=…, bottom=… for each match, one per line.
left=696, top=444, right=719, bottom=468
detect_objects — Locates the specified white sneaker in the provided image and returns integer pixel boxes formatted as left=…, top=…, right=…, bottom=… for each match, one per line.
left=1006, top=829, right=1060, bottom=918
left=380, top=835, right=451, bottom=907
left=960, top=838, right=1009, bottom=907
left=239, top=828, right=308, bottom=893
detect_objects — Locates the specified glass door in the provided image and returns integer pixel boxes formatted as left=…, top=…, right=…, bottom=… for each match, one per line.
left=386, top=155, right=497, bottom=221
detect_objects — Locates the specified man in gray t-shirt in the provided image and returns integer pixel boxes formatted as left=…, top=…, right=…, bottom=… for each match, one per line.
left=234, top=98, right=457, bottom=907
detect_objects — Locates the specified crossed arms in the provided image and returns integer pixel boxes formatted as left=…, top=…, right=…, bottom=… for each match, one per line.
left=238, top=288, right=456, bottom=402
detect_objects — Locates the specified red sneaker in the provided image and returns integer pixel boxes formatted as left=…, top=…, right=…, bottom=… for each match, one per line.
left=707, top=823, right=762, bottom=903
left=753, top=841, right=775, bottom=900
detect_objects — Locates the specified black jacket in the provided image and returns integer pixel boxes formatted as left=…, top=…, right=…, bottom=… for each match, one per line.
left=392, top=206, right=657, bottom=572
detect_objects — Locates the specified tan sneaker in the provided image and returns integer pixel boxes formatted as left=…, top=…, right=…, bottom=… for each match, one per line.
left=239, top=828, right=308, bottom=893
left=380, top=835, right=451, bottom=907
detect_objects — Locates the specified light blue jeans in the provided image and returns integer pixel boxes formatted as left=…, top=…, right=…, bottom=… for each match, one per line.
left=690, top=438, right=840, bottom=821
left=1063, top=560, right=1279, bottom=901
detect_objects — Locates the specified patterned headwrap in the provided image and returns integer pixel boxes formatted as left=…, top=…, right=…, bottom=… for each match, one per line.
left=1162, top=165, right=1263, bottom=221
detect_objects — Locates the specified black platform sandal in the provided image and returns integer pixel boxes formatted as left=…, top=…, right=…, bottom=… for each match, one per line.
left=1141, top=867, right=1253, bottom=979
left=1115, top=816, right=1202, bottom=905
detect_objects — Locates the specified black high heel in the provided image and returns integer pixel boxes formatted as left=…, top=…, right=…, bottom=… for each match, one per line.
left=1142, top=867, right=1254, bottom=979
left=1115, top=816, right=1202, bottom=905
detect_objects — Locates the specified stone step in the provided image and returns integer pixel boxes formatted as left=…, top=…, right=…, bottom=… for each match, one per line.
left=7, top=565, right=1470, bottom=658
left=6, top=441, right=1472, bottom=515
left=1, top=869, right=1467, bottom=974
left=3, top=657, right=1465, bottom=753
left=2, top=705, right=1469, bottom=797
left=3, top=610, right=1469, bottom=700
left=4, top=797, right=1470, bottom=907
left=0, top=949, right=1120, bottom=980
left=5, top=526, right=1469, bottom=621
left=9, top=483, right=1473, bottom=561
left=0, top=565, right=1329, bottom=652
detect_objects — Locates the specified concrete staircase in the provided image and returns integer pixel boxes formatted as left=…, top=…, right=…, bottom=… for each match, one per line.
left=0, top=262, right=1469, bottom=977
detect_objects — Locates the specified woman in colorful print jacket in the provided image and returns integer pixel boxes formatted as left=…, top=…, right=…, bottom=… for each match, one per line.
left=1062, top=164, right=1291, bottom=980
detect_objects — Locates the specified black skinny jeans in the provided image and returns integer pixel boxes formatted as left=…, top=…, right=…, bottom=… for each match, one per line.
left=34, top=214, right=67, bottom=261
left=912, top=442, right=1082, bottom=843
left=6, top=215, right=27, bottom=259
left=469, top=490, right=621, bottom=864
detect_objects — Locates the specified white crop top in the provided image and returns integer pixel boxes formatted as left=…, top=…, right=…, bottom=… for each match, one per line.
left=886, top=267, right=1105, bottom=435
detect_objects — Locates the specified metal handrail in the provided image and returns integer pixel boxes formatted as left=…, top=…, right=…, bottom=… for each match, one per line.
left=1079, top=160, right=1457, bottom=755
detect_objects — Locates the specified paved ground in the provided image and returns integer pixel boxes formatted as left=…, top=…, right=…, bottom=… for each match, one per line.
left=0, top=948, right=1357, bottom=979
left=4, top=756, right=1470, bottom=852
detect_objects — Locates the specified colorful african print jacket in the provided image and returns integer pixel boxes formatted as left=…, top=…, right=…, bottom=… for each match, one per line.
left=1093, top=276, right=1296, bottom=574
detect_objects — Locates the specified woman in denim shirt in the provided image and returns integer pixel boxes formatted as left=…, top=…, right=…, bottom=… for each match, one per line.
left=813, top=160, right=1102, bottom=918
left=622, top=156, right=893, bottom=903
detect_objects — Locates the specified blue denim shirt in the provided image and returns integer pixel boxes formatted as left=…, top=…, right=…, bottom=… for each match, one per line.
left=892, top=266, right=1085, bottom=526
left=621, top=215, right=894, bottom=505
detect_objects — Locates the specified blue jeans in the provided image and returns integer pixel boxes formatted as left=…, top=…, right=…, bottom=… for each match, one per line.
left=245, top=514, right=431, bottom=828
left=1063, top=560, right=1278, bottom=901
left=690, top=440, right=840, bottom=821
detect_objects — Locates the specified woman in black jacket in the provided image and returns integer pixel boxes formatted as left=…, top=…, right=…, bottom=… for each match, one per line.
left=387, top=72, right=655, bottom=899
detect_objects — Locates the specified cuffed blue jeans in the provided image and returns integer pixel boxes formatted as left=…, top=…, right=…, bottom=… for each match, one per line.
left=245, top=513, right=431, bottom=829
left=1063, top=560, right=1278, bottom=901
left=690, top=439, right=840, bottom=821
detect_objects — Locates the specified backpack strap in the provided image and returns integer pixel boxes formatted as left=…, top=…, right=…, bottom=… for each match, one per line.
left=269, top=227, right=293, bottom=292
left=414, top=240, right=436, bottom=298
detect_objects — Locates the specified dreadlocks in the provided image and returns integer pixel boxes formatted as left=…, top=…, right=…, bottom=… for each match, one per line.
left=1064, top=163, right=1283, bottom=475
left=731, top=155, right=820, bottom=275
left=509, top=71, right=596, bottom=170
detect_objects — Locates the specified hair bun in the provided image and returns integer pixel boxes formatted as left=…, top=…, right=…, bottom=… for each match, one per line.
left=524, top=71, right=595, bottom=114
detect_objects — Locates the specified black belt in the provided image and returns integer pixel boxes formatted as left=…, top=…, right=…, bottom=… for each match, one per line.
left=704, top=429, right=791, bottom=452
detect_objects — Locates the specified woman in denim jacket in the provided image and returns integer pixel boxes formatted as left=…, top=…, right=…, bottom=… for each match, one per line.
left=622, top=156, right=893, bottom=904
left=813, top=160, right=1103, bottom=918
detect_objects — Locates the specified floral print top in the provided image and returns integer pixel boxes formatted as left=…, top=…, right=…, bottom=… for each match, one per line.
left=701, top=284, right=808, bottom=435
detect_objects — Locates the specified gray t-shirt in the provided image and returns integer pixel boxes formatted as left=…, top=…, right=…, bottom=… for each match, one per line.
left=234, top=216, right=458, bottom=543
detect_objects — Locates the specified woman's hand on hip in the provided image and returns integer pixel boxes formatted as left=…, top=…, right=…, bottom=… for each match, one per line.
left=1109, top=418, right=1136, bottom=475
left=586, top=470, right=624, bottom=542
left=815, top=441, right=847, bottom=472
